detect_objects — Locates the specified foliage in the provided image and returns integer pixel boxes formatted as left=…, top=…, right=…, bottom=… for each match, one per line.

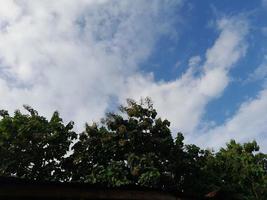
left=0, top=105, right=76, bottom=180
left=66, top=98, right=174, bottom=188
left=0, top=99, right=266, bottom=199
left=205, top=140, right=267, bottom=199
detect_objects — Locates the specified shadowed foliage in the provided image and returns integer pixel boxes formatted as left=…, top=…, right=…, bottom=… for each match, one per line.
left=0, top=98, right=266, bottom=199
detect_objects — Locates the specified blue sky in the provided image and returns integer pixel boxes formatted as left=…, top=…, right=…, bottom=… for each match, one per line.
left=145, top=0, right=267, bottom=124
left=0, top=0, right=267, bottom=151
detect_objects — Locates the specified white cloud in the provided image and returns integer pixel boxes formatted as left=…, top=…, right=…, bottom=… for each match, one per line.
left=193, top=55, right=267, bottom=152
left=247, top=55, right=267, bottom=83
left=0, top=0, right=182, bottom=128
left=194, top=88, right=267, bottom=152
left=188, top=56, right=201, bottom=68
left=174, top=60, right=181, bottom=69
left=2, top=1, right=264, bottom=152
left=121, top=17, right=248, bottom=134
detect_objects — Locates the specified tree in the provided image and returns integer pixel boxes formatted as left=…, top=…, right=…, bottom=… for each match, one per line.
left=0, top=105, right=76, bottom=181
left=205, top=140, right=267, bottom=200
left=66, top=98, right=176, bottom=188
left=0, top=99, right=266, bottom=199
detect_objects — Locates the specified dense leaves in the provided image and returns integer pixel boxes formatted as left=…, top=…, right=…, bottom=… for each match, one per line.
left=0, top=99, right=266, bottom=199
left=0, top=105, right=76, bottom=181
left=66, top=98, right=174, bottom=188
left=205, top=140, right=267, bottom=199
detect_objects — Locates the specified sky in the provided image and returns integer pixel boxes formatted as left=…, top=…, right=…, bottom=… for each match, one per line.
left=0, top=0, right=267, bottom=152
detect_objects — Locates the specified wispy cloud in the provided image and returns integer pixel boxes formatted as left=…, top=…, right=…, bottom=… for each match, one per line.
left=246, top=55, right=267, bottom=84
left=262, top=27, right=267, bottom=36
left=194, top=88, right=267, bottom=152
left=122, top=16, right=248, bottom=134
left=194, top=53, right=267, bottom=152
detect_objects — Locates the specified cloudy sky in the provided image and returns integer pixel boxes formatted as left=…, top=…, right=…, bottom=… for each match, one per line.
left=0, top=0, right=267, bottom=152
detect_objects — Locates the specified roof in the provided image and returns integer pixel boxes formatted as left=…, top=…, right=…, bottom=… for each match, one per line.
left=0, top=176, right=198, bottom=200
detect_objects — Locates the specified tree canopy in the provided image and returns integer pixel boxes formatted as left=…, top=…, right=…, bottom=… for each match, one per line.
left=0, top=98, right=266, bottom=199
